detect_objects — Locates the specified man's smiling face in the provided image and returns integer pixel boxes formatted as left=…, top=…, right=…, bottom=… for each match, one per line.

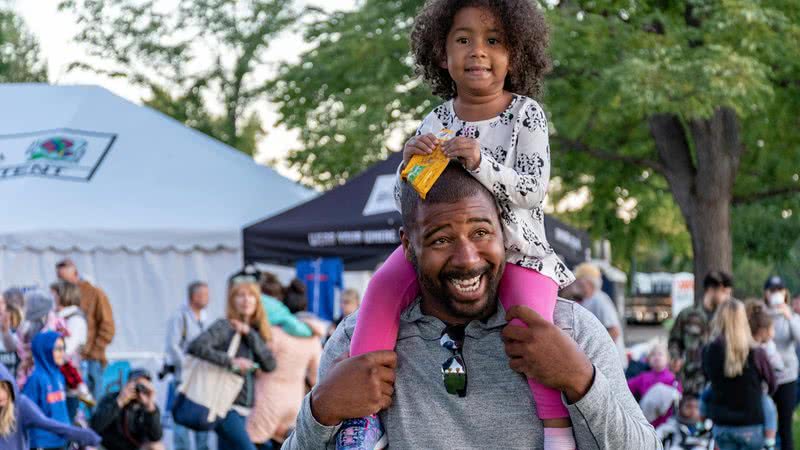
left=401, top=185, right=506, bottom=324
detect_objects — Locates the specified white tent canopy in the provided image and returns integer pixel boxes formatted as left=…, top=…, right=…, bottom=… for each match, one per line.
left=0, top=83, right=312, bottom=355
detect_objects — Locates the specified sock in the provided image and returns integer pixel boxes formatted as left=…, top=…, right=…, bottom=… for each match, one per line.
left=544, top=427, right=576, bottom=450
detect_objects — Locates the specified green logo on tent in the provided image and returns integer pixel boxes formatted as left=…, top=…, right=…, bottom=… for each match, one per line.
left=26, top=137, right=87, bottom=163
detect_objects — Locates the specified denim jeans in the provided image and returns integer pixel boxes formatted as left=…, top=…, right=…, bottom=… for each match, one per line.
left=762, top=393, right=777, bottom=435
left=80, top=359, right=105, bottom=401
left=167, top=380, right=210, bottom=450
left=215, top=410, right=256, bottom=450
left=713, top=424, right=765, bottom=450
left=174, top=423, right=210, bottom=450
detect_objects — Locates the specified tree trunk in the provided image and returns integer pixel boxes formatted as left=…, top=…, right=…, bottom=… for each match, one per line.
left=649, top=107, right=744, bottom=303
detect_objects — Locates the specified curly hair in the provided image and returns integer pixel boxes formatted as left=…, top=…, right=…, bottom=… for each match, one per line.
left=411, top=0, right=551, bottom=100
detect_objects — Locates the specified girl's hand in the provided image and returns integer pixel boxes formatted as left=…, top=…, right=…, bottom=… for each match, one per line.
left=230, top=319, right=250, bottom=336
left=403, top=133, right=439, bottom=166
left=232, top=357, right=254, bottom=372
left=442, top=137, right=481, bottom=171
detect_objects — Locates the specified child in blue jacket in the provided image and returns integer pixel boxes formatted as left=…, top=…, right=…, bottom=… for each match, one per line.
left=22, top=331, right=71, bottom=449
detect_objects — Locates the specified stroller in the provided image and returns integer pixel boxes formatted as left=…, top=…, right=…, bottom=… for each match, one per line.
left=656, top=393, right=714, bottom=450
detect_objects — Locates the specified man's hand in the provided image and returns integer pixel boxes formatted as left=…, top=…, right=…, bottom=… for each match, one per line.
left=777, top=302, right=793, bottom=320
left=502, top=306, right=594, bottom=403
left=310, top=351, right=397, bottom=426
left=136, top=379, right=157, bottom=412
left=117, top=383, right=136, bottom=409
left=442, top=137, right=481, bottom=171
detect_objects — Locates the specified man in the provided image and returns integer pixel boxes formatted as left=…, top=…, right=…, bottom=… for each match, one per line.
left=164, top=281, right=212, bottom=450
left=668, top=270, right=732, bottom=395
left=56, top=259, right=115, bottom=401
left=283, top=162, right=659, bottom=449
left=91, top=368, right=164, bottom=450
left=572, top=262, right=626, bottom=368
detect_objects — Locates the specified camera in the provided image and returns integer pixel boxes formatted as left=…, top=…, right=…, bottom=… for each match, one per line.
left=135, top=383, right=151, bottom=395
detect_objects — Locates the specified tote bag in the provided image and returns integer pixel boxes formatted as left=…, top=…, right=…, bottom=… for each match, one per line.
left=172, top=332, right=244, bottom=431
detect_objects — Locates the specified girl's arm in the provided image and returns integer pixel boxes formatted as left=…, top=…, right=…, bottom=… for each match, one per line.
left=753, top=347, right=777, bottom=395
left=186, top=320, right=234, bottom=368
left=19, top=395, right=101, bottom=446
left=470, top=100, right=550, bottom=210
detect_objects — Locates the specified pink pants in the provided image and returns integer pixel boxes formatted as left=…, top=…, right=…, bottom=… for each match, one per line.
left=350, top=246, right=567, bottom=420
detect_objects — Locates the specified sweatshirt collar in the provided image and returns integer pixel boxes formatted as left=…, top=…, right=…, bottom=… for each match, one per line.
left=399, top=298, right=508, bottom=341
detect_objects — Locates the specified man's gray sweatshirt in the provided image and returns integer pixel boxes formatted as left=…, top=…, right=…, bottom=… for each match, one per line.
left=284, top=298, right=661, bottom=449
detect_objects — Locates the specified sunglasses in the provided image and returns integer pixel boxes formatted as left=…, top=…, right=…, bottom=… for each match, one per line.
left=440, top=326, right=467, bottom=397
left=53, top=345, right=66, bottom=352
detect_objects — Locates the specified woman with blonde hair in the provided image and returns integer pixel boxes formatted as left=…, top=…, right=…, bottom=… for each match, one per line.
left=187, top=281, right=276, bottom=450
left=703, top=299, right=776, bottom=449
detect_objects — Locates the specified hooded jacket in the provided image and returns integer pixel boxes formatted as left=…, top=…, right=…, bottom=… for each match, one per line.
left=0, top=364, right=100, bottom=450
left=21, top=331, right=70, bottom=448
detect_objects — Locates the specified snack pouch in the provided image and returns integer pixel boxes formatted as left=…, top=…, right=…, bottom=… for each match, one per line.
left=401, top=128, right=455, bottom=199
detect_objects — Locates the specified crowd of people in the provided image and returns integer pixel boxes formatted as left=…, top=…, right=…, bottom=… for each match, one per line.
left=619, top=271, right=800, bottom=450
left=0, top=258, right=352, bottom=450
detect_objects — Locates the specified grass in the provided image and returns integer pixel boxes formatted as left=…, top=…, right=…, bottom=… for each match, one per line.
left=794, top=413, right=800, bottom=444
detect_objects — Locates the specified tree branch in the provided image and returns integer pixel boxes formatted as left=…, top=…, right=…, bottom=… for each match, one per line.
left=732, top=185, right=800, bottom=206
left=551, top=135, right=665, bottom=174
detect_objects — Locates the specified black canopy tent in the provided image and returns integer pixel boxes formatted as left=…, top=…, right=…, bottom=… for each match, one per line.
left=243, top=152, right=591, bottom=270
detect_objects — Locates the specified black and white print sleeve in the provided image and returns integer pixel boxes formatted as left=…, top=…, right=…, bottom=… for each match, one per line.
left=469, top=100, right=550, bottom=210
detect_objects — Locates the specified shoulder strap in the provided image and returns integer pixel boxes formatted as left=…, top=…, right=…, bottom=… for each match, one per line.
left=180, top=312, right=188, bottom=345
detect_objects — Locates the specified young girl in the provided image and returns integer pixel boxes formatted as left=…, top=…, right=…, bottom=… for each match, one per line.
left=187, top=281, right=277, bottom=450
left=627, top=341, right=682, bottom=427
left=747, top=303, right=781, bottom=449
left=21, top=331, right=73, bottom=449
left=339, top=1, right=575, bottom=449
left=703, top=299, right=775, bottom=450
left=0, top=364, right=100, bottom=449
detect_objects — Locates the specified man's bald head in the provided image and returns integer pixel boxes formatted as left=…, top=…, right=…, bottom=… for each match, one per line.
left=400, top=161, right=496, bottom=234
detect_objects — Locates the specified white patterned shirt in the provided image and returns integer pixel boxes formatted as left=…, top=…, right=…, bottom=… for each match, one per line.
left=397, top=94, right=575, bottom=287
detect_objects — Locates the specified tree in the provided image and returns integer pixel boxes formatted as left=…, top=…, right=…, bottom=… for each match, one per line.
left=0, top=6, right=47, bottom=82
left=273, top=0, right=800, bottom=302
left=59, top=0, right=298, bottom=156
left=269, top=0, right=436, bottom=187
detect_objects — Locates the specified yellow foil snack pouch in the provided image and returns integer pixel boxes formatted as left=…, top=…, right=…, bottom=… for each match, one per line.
left=401, top=129, right=455, bottom=199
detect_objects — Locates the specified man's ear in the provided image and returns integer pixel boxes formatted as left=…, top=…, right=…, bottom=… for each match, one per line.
left=399, top=227, right=414, bottom=263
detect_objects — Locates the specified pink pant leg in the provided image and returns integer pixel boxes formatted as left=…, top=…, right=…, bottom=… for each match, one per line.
left=499, top=263, right=568, bottom=420
left=349, top=246, right=420, bottom=356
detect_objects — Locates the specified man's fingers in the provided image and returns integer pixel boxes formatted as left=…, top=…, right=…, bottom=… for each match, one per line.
left=505, top=305, right=547, bottom=328
left=501, top=322, right=533, bottom=342
left=503, top=340, right=527, bottom=358
left=366, top=350, right=398, bottom=369
left=508, top=356, right=527, bottom=374
left=376, top=365, right=396, bottom=385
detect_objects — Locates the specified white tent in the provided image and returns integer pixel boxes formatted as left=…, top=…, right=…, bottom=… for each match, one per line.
left=0, top=83, right=313, bottom=356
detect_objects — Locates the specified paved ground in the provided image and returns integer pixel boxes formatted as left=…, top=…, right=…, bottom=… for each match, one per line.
left=624, top=322, right=668, bottom=346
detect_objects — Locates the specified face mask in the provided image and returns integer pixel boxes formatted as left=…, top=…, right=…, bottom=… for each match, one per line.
left=769, top=292, right=786, bottom=306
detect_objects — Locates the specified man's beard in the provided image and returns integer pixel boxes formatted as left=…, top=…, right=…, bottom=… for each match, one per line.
left=408, top=246, right=502, bottom=322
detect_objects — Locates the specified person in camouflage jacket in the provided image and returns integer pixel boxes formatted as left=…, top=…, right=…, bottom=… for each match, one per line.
left=668, top=271, right=733, bottom=395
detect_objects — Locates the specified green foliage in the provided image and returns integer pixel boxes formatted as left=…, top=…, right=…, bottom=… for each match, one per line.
left=271, top=0, right=800, bottom=275
left=0, top=6, right=47, bottom=82
left=60, top=0, right=297, bottom=156
left=269, top=0, right=434, bottom=187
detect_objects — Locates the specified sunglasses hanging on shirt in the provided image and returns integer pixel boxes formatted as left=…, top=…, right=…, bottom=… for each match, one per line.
left=440, top=325, right=467, bottom=397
